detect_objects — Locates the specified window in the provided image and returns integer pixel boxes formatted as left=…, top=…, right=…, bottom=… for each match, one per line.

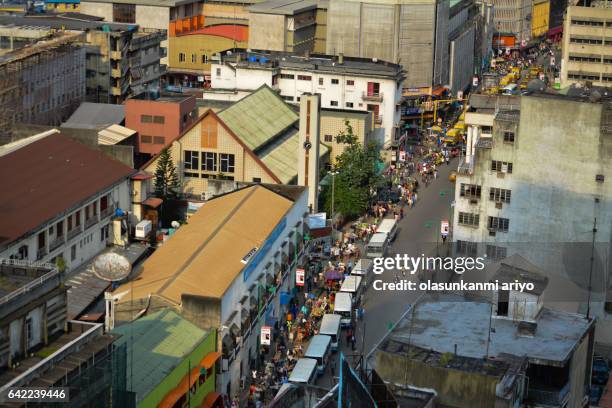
left=153, top=136, right=165, bottom=145
left=488, top=216, right=509, bottom=232
left=192, top=54, right=196, bottom=63
left=71, top=244, right=77, bottom=261
left=220, top=153, right=235, bottom=173
left=252, top=178, right=261, bottom=183
left=346, top=102, right=354, bottom=108
left=100, top=225, right=109, bottom=242
left=491, top=160, right=513, bottom=173
left=184, top=172, right=199, bottom=178
left=571, top=19, right=604, bottom=26
left=184, top=150, right=199, bottom=170
left=141, top=135, right=152, bottom=143
left=458, top=212, right=479, bottom=227
left=486, top=244, right=507, bottom=260
left=75, top=211, right=80, bottom=226
left=18, top=245, right=28, bottom=260
left=216, top=68, right=221, bottom=76
left=319, top=78, right=324, bottom=85
left=26, top=318, right=32, bottom=345
left=347, top=80, right=354, bottom=86
left=202, top=54, right=208, bottom=64
left=141, top=115, right=153, bottom=123
left=281, top=95, right=294, bottom=101
left=297, top=75, right=312, bottom=81
left=331, top=78, right=339, bottom=85
left=489, top=188, right=511, bottom=203
left=367, top=81, right=380, bottom=96
left=112, top=3, right=135, bottom=23
left=179, top=53, right=186, bottom=63
left=330, top=101, right=338, bottom=107
left=460, top=184, right=482, bottom=198
left=280, top=74, right=295, bottom=79
left=503, top=131, right=515, bottom=143
left=324, top=134, right=333, bottom=142
left=456, top=240, right=477, bottom=256
left=497, top=290, right=509, bottom=316
left=153, top=115, right=165, bottom=124
left=202, top=152, right=217, bottom=172
left=481, top=126, right=493, bottom=134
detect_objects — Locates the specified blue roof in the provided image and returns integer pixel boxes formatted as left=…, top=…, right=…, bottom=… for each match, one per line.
left=45, top=0, right=80, bottom=4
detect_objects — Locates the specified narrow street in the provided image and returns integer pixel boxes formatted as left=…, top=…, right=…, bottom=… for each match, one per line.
left=316, top=158, right=457, bottom=388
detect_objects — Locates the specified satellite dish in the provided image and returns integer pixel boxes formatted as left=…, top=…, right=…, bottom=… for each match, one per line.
left=589, top=90, right=602, bottom=103
left=92, top=252, right=131, bottom=282
left=171, top=221, right=180, bottom=228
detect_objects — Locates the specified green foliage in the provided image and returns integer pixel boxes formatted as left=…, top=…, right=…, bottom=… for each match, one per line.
left=440, top=352, right=454, bottom=366
left=154, top=148, right=180, bottom=200
left=324, top=121, right=382, bottom=220
left=55, top=256, right=66, bottom=274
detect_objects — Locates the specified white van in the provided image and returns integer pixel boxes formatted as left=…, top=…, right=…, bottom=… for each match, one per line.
left=377, top=218, right=398, bottom=242
left=334, top=292, right=353, bottom=328
left=319, top=314, right=341, bottom=351
left=289, top=358, right=318, bottom=384
left=351, top=258, right=372, bottom=286
left=304, top=335, right=332, bottom=376
left=367, top=232, right=388, bottom=258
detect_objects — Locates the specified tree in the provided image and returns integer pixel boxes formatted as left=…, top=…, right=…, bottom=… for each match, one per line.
left=323, top=122, right=382, bottom=220
left=154, top=148, right=180, bottom=200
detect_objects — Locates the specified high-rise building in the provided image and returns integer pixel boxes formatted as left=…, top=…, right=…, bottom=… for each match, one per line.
left=491, top=0, right=532, bottom=43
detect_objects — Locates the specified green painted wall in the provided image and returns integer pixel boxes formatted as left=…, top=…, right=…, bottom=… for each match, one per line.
left=139, top=329, right=218, bottom=408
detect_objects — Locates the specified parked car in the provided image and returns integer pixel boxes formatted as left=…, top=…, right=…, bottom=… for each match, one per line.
left=592, top=356, right=610, bottom=385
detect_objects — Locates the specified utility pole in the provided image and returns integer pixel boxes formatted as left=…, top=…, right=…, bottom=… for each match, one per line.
left=330, top=171, right=338, bottom=240
left=587, top=217, right=597, bottom=319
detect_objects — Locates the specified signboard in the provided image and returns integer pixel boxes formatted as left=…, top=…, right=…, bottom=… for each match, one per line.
left=197, top=76, right=205, bottom=82
left=307, top=213, right=327, bottom=229
left=260, top=326, right=271, bottom=346
left=472, top=76, right=479, bottom=87
left=296, top=268, right=305, bottom=286
left=441, top=220, right=449, bottom=237
left=550, top=56, right=555, bottom=66
left=457, top=91, right=464, bottom=100
left=399, top=151, right=406, bottom=162
left=241, top=247, right=258, bottom=264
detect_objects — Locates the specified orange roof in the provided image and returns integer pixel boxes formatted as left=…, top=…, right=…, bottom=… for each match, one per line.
left=112, top=185, right=293, bottom=304
left=143, top=197, right=163, bottom=208
left=177, top=24, right=248, bottom=42
left=201, top=351, right=221, bottom=369
left=201, top=391, right=222, bottom=408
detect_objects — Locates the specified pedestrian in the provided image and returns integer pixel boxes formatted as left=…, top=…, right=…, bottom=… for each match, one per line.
left=351, top=333, right=356, bottom=350
left=346, top=328, right=352, bottom=346
left=400, top=207, right=404, bottom=219
left=330, top=358, right=336, bottom=376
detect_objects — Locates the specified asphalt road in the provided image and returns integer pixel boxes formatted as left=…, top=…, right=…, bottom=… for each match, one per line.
left=316, top=158, right=457, bottom=388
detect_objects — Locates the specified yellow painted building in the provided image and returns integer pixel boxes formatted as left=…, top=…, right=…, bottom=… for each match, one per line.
left=46, top=0, right=81, bottom=12
left=532, top=0, right=550, bottom=38
left=320, top=109, right=374, bottom=167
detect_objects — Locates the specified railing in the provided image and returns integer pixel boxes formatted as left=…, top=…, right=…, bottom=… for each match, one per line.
left=527, top=382, right=570, bottom=406
left=476, top=138, right=493, bottom=149
left=67, top=227, right=81, bottom=241
left=375, top=115, right=383, bottom=125
left=362, top=91, right=384, bottom=102
left=36, top=247, right=47, bottom=261
left=49, top=236, right=65, bottom=252
left=85, top=216, right=99, bottom=230
left=0, top=261, right=59, bottom=307
left=458, top=157, right=474, bottom=175
left=99, top=204, right=116, bottom=220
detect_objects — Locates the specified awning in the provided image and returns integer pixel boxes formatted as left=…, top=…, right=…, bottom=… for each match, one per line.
left=143, top=197, right=163, bottom=208
left=201, top=351, right=221, bottom=369
left=158, top=366, right=200, bottom=408
left=201, top=391, right=222, bottom=408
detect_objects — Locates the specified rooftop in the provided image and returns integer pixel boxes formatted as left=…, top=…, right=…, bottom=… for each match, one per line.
left=98, top=124, right=137, bottom=145
left=490, top=260, right=549, bottom=296
left=111, top=309, right=210, bottom=403
left=217, top=85, right=299, bottom=152
left=62, top=102, right=125, bottom=129
left=0, top=29, right=83, bottom=65
left=217, top=49, right=404, bottom=80
left=0, top=133, right=135, bottom=249
left=383, top=293, right=593, bottom=366
left=81, top=0, right=200, bottom=7
left=112, top=184, right=303, bottom=304
left=248, top=0, right=317, bottom=15
left=132, top=92, right=193, bottom=103
left=0, top=14, right=136, bottom=32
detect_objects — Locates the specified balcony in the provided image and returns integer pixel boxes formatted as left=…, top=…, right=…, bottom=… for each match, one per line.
left=362, top=91, right=384, bottom=102
left=36, top=247, right=47, bottom=261
left=476, top=138, right=493, bottom=149
left=85, top=216, right=99, bottom=230
left=67, top=227, right=81, bottom=241
left=458, top=157, right=474, bottom=175
left=110, top=51, right=122, bottom=60
left=111, top=68, right=121, bottom=78
left=99, top=204, right=116, bottom=220
left=527, top=382, right=570, bottom=407
left=49, top=236, right=65, bottom=252
left=375, top=115, right=383, bottom=125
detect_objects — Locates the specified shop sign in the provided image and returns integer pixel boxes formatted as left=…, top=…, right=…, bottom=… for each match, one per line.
left=441, top=220, right=449, bottom=237
left=296, top=268, right=305, bottom=286
left=261, top=326, right=271, bottom=346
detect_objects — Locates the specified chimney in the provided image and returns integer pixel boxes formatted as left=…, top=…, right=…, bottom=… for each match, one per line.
left=298, top=94, right=321, bottom=212
left=338, top=53, right=344, bottom=65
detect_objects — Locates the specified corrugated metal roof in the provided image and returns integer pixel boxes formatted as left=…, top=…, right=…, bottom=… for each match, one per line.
left=259, top=130, right=329, bottom=184
left=217, top=85, right=298, bottom=152
left=112, top=185, right=298, bottom=304
left=0, top=133, right=135, bottom=248
left=112, top=309, right=209, bottom=403
left=98, top=124, right=137, bottom=145
left=62, top=102, right=125, bottom=129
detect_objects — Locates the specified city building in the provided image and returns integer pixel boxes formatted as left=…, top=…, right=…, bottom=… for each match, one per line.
left=140, top=85, right=329, bottom=198
left=0, top=131, right=135, bottom=272
left=0, top=14, right=166, bottom=105
left=531, top=0, right=550, bottom=38
left=124, top=93, right=197, bottom=155
left=547, top=0, right=567, bottom=41
left=62, top=102, right=125, bottom=129
left=0, top=28, right=86, bottom=142
left=247, top=0, right=318, bottom=54
left=491, top=0, right=531, bottom=43
left=111, top=309, right=220, bottom=407
left=319, top=108, right=375, bottom=167
left=325, top=0, right=448, bottom=88
left=374, top=282, right=595, bottom=407
left=205, top=50, right=404, bottom=146
left=448, top=0, right=476, bottom=94
left=560, top=4, right=612, bottom=88
left=45, top=0, right=81, bottom=12
left=109, top=184, right=309, bottom=397
left=0, top=259, right=131, bottom=406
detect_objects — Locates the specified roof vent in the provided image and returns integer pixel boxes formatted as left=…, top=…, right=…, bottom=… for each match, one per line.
left=517, top=321, right=537, bottom=337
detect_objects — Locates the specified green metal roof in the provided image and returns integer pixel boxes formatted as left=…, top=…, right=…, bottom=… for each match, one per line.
left=259, top=130, right=329, bottom=184
left=218, top=85, right=298, bottom=152
left=112, top=309, right=209, bottom=403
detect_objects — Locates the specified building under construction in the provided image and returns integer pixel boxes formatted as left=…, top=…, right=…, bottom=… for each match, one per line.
left=0, top=29, right=86, bottom=143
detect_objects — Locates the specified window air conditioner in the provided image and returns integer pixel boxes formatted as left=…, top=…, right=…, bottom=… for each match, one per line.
left=470, top=198, right=478, bottom=205
left=489, top=230, right=496, bottom=237
left=495, top=202, right=503, bottom=209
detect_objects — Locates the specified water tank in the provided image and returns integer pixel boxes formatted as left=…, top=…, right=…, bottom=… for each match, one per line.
left=259, top=57, right=269, bottom=64
left=248, top=56, right=258, bottom=63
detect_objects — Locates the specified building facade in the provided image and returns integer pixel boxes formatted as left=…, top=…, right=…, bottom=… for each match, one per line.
left=0, top=132, right=134, bottom=272
left=560, top=5, right=612, bottom=88
left=448, top=0, right=476, bottom=94
left=205, top=50, right=404, bottom=146
left=325, top=0, right=448, bottom=88
left=492, top=0, right=531, bottom=43
left=531, top=0, right=550, bottom=38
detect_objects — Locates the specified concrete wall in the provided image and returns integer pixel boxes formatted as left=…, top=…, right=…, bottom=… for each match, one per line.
left=376, top=350, right=501, bottom=408
left=169, top=34, right=247, bottom=75
left=136, top=6, right=170, bottom=65
left=567, top=328, right=592, bottom=408
left=248, top=13, right=286, bottom=52
left=80, top=1, right=113, bottom=21
left=449, top=26, right=476, bottom=93
left=320, top=110, right=372, bottom=165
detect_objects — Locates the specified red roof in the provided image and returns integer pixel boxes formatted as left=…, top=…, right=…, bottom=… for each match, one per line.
left=142, top=197, right=163, bottom=208
left=131, top=171, right=154, bottom=181
left=177, top=24, right=248, bottom=42
left=0, top=133, right=135, bottom=247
